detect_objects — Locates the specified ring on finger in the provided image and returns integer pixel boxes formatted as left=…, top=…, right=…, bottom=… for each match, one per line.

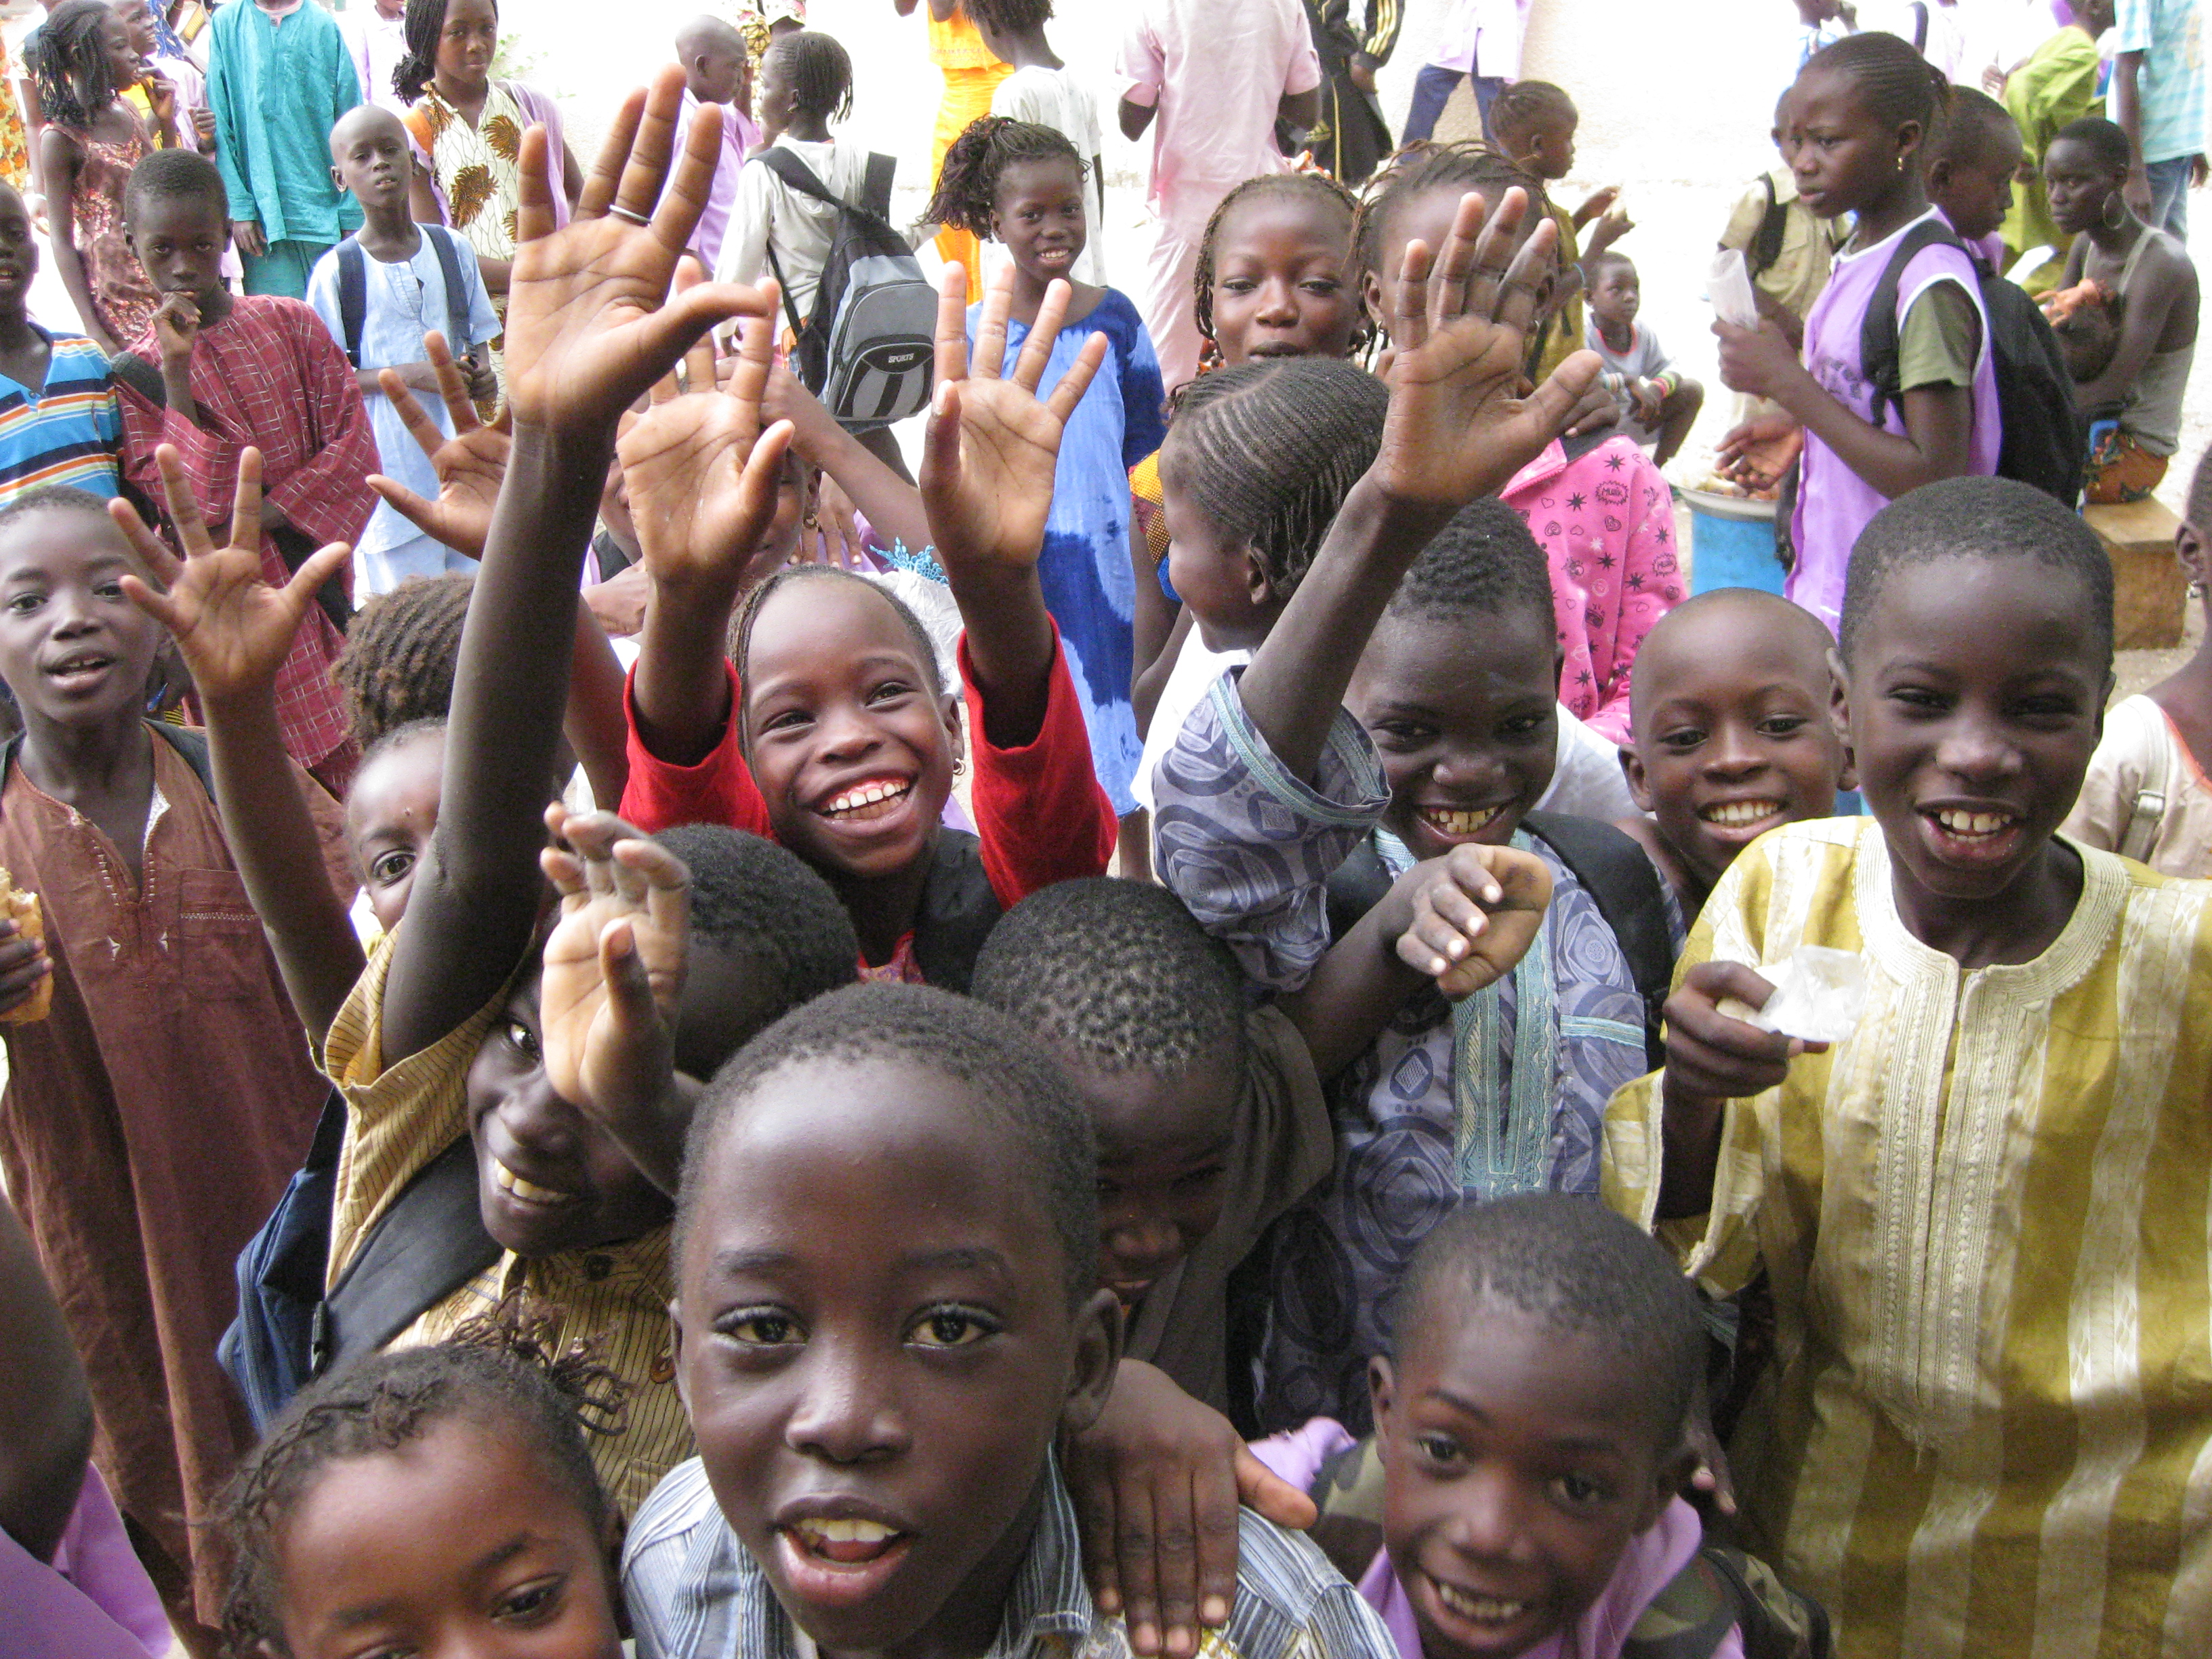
left=609, top=204, right=653, bottom=226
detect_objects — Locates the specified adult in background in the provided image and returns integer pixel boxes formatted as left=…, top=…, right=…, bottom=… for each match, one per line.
left=2112, top=0, right=2206, bottom=237
left=893, top=0, right=1009, bottom=296
left=1400, top=0, right=1525, bottom=145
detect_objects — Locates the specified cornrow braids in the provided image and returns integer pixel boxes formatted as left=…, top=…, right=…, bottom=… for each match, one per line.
left=1191, top=171, right=1362, bottom=348
left=1489, top=79, right=1576, bottom=156
left=922, top=115, right=1084, bottom=241
left=329, top=573, right=474, bottom=750
left=35, top=1, right=121, bottom=132
left=394, top=0, right=462, bottom=106
left=1351, top=141, right=1546, bottom=297
left=1162, top=356, right=1387, bottom=596
left=730, top=565, right=945, bottom=740
left=770, top=29, right=852, bottom=123
left=1802, top=28, right=1950, bottom=158
left=964, top=0, right=1052, bottom=32
left=219, top=1296, right=626, bottom=1658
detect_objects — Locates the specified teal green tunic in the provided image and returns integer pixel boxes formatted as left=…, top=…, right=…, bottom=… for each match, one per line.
left=206, top=0, right=362, bottom=246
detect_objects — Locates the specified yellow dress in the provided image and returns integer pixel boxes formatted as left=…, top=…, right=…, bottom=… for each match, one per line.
left=1604, top=818, right=2212, bottom=1659
left=927, top=5, right=1010, bottom=293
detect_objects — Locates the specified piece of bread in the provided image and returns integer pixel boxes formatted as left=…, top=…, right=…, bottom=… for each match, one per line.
left=0, top=866, right=49, bottom=1024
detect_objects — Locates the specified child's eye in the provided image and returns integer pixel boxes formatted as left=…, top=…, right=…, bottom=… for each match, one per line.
left=493, top=1574, right=566, bottom=1626
left=909, top=1304, right=998, bottom=1349
left=1499, top=714, right=1549, bottom=740
left=1218, top=276, right=1256, bottom=294
left=720, top=1306, right=804, bottom=1346
left=760, top=706, right=813, bottom=733
left=1658, top=726, right=1706, bottom=751
left=1551, top=1471, right=1614, bottom=1508
left=1370, top=720, right=1432, bottom=747
left=1889, top=686, right=1948, bottom=712
left=1172, top=1164, right=1225, bottom=1193
left=370, top=848, right=415, bottom=886
left=6, top=593, right=40, bottom=613
left=865, top=680, right=915, bottom=705
left=94, top=581, right=125, bottom=600
left=1300, top=278, right=1343, bottom=295
left=1757, top=716, right=1809, bottom=738
left=503, top=1020, right=540, bottom=1060
left=1412, top=1433, right=1464, bottom=1469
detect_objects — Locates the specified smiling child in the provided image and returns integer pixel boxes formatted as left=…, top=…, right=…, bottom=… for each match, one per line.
left=1605, top=476, right=2212, bottom=1656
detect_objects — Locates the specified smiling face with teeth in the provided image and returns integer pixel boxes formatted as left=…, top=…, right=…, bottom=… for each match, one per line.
left=0, top=503, right=162, bottom=739
left=988, top=154, right=1090, bottom=298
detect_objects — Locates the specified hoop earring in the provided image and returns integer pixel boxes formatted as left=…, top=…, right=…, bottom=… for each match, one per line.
left=2103, top=193, right=2126, bottom=230
left=2190, top=579, right=2207, bottom=601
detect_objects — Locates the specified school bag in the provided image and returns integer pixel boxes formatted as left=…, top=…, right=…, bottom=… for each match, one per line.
left=756, top=146, right=936, bottom=430
left=1859, top=218, right=2085, bottom=508
left=330, top=224, right=474, bottom=371
left=1748, top=173, right=1789, bottom=282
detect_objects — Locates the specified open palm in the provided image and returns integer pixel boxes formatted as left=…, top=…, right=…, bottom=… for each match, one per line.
left=110, top=446, right=349, bottom=705
left=370, top=331, right=512, bottom=562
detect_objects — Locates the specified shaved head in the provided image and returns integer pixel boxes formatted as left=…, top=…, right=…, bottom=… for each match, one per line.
left=328, top=102, right=409, bottom=162
left=1631, top=588, right=1835, bottom=734
left=675, top=13, right=743, bottom=56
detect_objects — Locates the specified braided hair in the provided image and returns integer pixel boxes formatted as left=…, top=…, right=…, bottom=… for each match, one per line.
left=768, top=29, right=852, bottom=123
left=1351, top=141, right=1547, bottom=299
left=1800, top=29, right=1950, bottom=159
left=731, top=565, right=947, bottom=740
left=922, top=115, right=1084, bottom=240
left=1191, top=171, right=1362, bottom=349
left=964, top=0, right=1052, bottom=31
left=330, top=573, right=474, bottom=750
left=35, top=0, right=123, bottom=132
left=1162, top=356, right=1387, bottom=596
left=1490, top=79, right=1576, bottom=160
left=218, top=1297, right=626, bottom=1658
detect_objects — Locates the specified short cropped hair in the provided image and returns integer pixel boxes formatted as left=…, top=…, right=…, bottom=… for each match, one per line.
left=1927, top=85, right=2016, bottom=169
left=651, top=823, right=857, bottom=1000
left=1839, top=476, right=2114, bottom=665
left=971, top=878, right=1244, bottom=1075
left=1396, top=1193, right=1704, bottom=1446
left=125, top=146, right=227, bottom=228
left=679, top=983, right=1098, bottom=1303
left=1387, top=496, right=1555, bottom=631
left=0, top=483, right=119, bottom=538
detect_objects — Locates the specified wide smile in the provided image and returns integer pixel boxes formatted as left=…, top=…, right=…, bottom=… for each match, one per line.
left=1697, top=796, right=1786, bottom=838
left=1417, top=801, right=1511, bottom=840
left=490, top=1155, right=582, bottom=1210
left=775, top=1515, right=916, bottom=1609
left=1918, top=803, right=2028, bottom=868
left=1418, top=1568, right=1545, bottom=1653
left=815, top=775, right=916, bottom=825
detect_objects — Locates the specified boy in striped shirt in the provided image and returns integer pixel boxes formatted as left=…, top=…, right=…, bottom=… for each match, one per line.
left=0, top=182, right=122, bottom=505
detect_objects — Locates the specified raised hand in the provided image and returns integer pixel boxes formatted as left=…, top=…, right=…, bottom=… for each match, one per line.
left=502, top=66, right=775, bottom=438
left=109, top=445, right=350, bottom=708
left=1391, top=842, right=1554, bottom=1000
left=919, top=262, right=1107, bottom=580
left=369, top=330, right=512, bottom=562
left=1376, top=187, right=1602, bottom=511
left=615, top=305, right=795, bottom=600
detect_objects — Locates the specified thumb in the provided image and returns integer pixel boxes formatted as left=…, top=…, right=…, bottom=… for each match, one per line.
left=1233, top=1447, right=1317, bottom=1532
left=283, top=542, right=352, bottom=609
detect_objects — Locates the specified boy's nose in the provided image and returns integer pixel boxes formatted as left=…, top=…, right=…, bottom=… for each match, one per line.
left=1439, top=1466, right=1530, bottom=1562
left=1104, top=1210, right=1181, bottom=1273
left=786, top=1343, right=909, bottom=1465
left=1933, top=717, right=2021, bottom=783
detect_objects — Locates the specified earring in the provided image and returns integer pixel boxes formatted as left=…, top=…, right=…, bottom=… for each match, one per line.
left=2190, top=579, right=2207, bottom=600
left=2104, top=193, right=2126, bottom=230
left=952, top=756, right=966, bottom=777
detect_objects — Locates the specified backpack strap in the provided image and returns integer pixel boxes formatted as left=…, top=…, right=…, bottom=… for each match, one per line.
left=755, top=142, right=844, bottom=210
left=421, top=224, right=470, bottom=356
left=861, top=150, right=897, bottom=222
left=1522, top=809, right=1674, bottom=1067
left=1858, top=216, right=1962, bottom=431
left=2117, top=701, right=2177, bottom=863
left=108, top=348, right=166, bottom=410
left=1749, top=172, right=1786, bottom=279
left=335, top=235, right=367, bottom=368
left=1620, top=1549, right=1744, bottom=1659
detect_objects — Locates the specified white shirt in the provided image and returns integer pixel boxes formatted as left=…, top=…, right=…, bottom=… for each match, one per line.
left=989, top=64, right=1109, bottom=289
left=340, top=7, right=409, bottom=112
left=715, top=135, right=875, bottom=329
left=1428, top=0, right=1532, bottom=77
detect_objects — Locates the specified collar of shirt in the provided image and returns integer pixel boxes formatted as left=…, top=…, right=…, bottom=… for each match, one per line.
left=491, top=1222, right=674, bottom=1305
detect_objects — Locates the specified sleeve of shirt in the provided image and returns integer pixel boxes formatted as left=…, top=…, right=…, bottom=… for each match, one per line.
left=1589, top=455, right=1682, bottom=747
left=1151, top=668, right=1392, bottom=991
left=616, top=659, right=775, bottom=837
left=1360, top=0, right=1404, bottom=64
left=715, top=159, right=775, bottom=289
left=1115, top=5, right=1164, bottom=106
left=117, top=371, right=250, bottom=518
left=267, top=308, right=378, bottom=546
left=93, top=375, right=120, bottom=451
left=1895, top=276, right=1982, bottom=390
left=960, top=623, right=1118, bottom=909
left=304, top=252, right=344, bottom=348
left=1237, top=1004, right=1334, bottom=1229
left=2060, top=697, right=2152, bottom=855
left=1246, top=1416, right=1356, bottom=1491
left=453, top=238, right=502, bottom=350
left=1717, top=176, right=1768, bottom=253
left=2111, top=0, right=2152, bottom=55
left=1284, top=5, right=1324, bottom=96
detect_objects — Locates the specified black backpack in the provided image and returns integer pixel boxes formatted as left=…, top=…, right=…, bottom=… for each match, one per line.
left=1748, top=173, right=1789, bottom=282
left=331, top=224, right=473, bottom=369
left=1859, top=217, right=2085, bottom=507
left=756, top=146, right=936, bottom=430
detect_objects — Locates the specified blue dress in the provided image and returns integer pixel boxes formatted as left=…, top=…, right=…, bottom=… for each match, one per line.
left=972, top=288, right=1167, bottom=817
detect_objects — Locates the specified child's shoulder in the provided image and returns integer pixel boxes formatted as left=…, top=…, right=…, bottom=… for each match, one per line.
left=1210, top=1506, right=1397, bottom=1658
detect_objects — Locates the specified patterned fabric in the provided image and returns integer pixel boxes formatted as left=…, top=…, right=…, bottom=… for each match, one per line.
left=0, top=327, right=122, bottom=504
left=2112, top=0, right=2206, bottom=165
left=53, top=119, right=159, bottom=344
left=116, top=295, right=372, bottom=771
left=2084, top=422, right=2169, bottom=502
left=321, top=938, right=693, bottom=1521
left=623, top=1454, right=1401, bottom=1659
left=1603, top=817, right=2212, bottom=1659
left=0, top=37, right=29, bottom=190
left=409, top=81, right=528, bottom=262
left=1503, top=436, right=1683, bottom=745
left=1152, top=672, right=1648, bottom=1429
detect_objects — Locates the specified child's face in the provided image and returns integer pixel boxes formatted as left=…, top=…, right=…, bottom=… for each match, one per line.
left=0, top=508, right=161, bottom=734
left=685, top=37, right=749, bottom=106
left=273, top=1416, right=622, bottom=1659
left=435, top=0, right=497, bottom=86
left=467, top=967, right=673, bottom=1256
left=127, top=191, right=230, bottom=310
left=1365, top=186, right=1548, bottom=344
left=0, top=185, right=41, bottom=315
left=1786, top=66, right=1918, bottom=220
left=1207, top=194, right=1359, bottom=365
left=1370, top=1289, right=1685, bottom=1659
left=98, top=11, right=138, bottom=94
left=1624, top=598, right=1847, bottom=895
left=107, top=1, right=152, bottom=70
left=1052, top=1035, right=1241, bottom=1307
left=1587, top=260, right=1638, bottom=329
left=1839, top=556, right=2109, bottom=916
left=1349, top=605, right=1560, bottom=863
left=741, top=578, right=962, bottom=886
left=1510, top=110, right=1576, bottom=182
left=346, top=725, right=444, bottom=935
left=1929, top=127, right=2022, bottom=243
left=1160, top=446, right=1277, bottom=654
left=756, top=48, right=798, bottom=141
left=990, top=156, right=1088, bottom=287
left=676, top=1054, right=1120, bottom=1656
left=329, top=107, right=414, bottom=220
left=2042, top=136, right=2125, bottom=238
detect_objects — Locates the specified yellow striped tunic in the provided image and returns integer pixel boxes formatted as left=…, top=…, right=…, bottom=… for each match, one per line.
left=1603, top=819, right=2212, bottom=1659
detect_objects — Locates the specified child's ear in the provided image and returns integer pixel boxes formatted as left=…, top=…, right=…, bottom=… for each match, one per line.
left=1241, top=545, right=1274, bottom=610
left=1366, top=1354, right=1397, bottom=1452
left=1826, top=645, right=1853, bottom=753
left=330, top=163, right=346, bottom=193
left=1361, top=267, right=1386, bottom=335
left=2176, top=521, right=2209, bottom=589
left=1057, top=1287, right=1125, bottom=1437
left=1620, top=743, right=1655, bottom=813
left=939, top=689, right=966, bottom=771
left=668, top=1298, right=691, bottom=1416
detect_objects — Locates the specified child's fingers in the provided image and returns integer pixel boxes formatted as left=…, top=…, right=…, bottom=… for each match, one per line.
left=600, top=916, right=661, bottom=1029
left=972, top=262, right=1015, bottom=383
left=106, top=497, right=183, bottom=590
left=1427, top=188, right=1491, bottom=329
left=608, top=67, right=683, bottom=238
left=378, top=369, right=450, bottom=462
left=365, top=474, right=445, bottom=539
left=648, top=363, right=683, bottom=406
left=732, top=419, right=794, bottom=541
left=1071, top=1458, right=1124, bottom=1619
left=539, top=843, right=588, bottom=898
left=649, top=74, right=729, bottom=253
left=1515, top=349, right=1605, bottom=443
left=1187, top=1450, right=1246, bottom=1635
left=422, top=331, right=477, bottom=433
left=615, top=835, right=693, bottom=937
left=514, top=121, right=561, bottom=247
left=277, top=541, right=351, bottom=617
left=226, top=447, right=265, bottom=555
left=1010, top=277, right=1071, bottom=392
left=921, top=380, right=962, bottom=499
left=115, top=571, right=184, bottom=632
left=150, top=443, right=215, bottom=553
left=630, top=281, right=777, bottom=387
left=575, top=83, right=644, bottom=220
left=723, top=307, right=776, bottom=432
left=1108, top=1479, right=1165, bottom=1657
left=1490, top=213, right=1562, bottom=336
left=1391, top=235, right=1435, bottom=356
left=1042, top=332, right=1109, bottom=426
left=932, top=264, right=970, bottom=390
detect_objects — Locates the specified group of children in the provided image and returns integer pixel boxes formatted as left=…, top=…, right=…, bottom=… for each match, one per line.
left=0, top=9, right=2210, bottom=1659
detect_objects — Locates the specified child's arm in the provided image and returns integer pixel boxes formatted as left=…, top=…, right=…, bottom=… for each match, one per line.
left=1282, top=843, right=1553, bottom=1080
left=1237, top=190, right=1601, bottom=783
left=760, top=355, right=933, bottom=555
left=536, top=805, right=691, bottom=1194
left=111, top=445, right=364, bottom=1042
left=262, top=306, right=382, bottom=550
left=0, top=1188, right=92, bottom=1567
left=380, top=75, right=775, bottom=1065
left=36, top=132, right=115, bottom=356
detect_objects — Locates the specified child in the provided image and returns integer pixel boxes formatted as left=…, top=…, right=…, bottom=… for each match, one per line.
left=1583, top=250, right=1704, bottom=468
left=397, top=0, right=583, bottom=369
left=623, top=979, right=1404, bottom=1659
left=970, top=0, right=1107, bottom=287
left=1921, top=86, right=2022, bottom=266
left=2044, top=117, right=2198, bottom=506
left=1605, top=476, right=2212, bottom=1656
left=217, top=1317, right=630, bottom=1659
left=1254, top=1195, right=1781, bottom=1659
left=895, top=0, right=1012, bottom=295
left=329, top=569, right=471, bottom=751
left=115, top=148, right=370, bottom=791
left=0, top=180, right=125, bottom=508
left=1114, top=0, right=1322, bottom=389
left=306, top=104, right=500, bottom=596
left=0, top=480, right=350, bottom=1640
left=35, top=0, right=165, bottom=354
left=112, top=0, right=211, bottom=159
left=1713, top=31, right=2000, bottom=636
left=341, top=0, right=411, bottom=115
left=924, top=115, right=1165, bottom=826
left=1490, top=80, right=1628, bottom=386
left=1715, top=89, right=1845, bottom=389
left=2064, top=445, right=2212, bottom=875
left=1616, top=587, right=1851, bottom=914
left=204, top=0, right=361, bottom=297
left=674, top=14, right=761, bottom=276
left=616, top=263, right=1118, bottom=988
left=972, top=875, right=1334, bottom=1412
